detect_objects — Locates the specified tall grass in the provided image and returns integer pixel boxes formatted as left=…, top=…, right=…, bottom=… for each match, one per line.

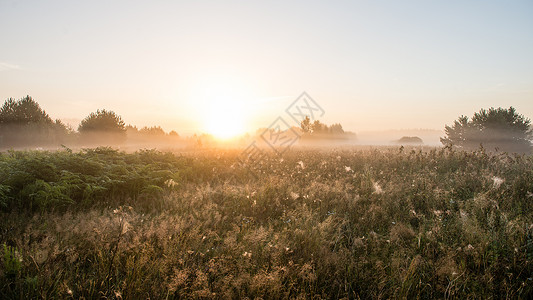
left=1, top=147, right=532, bottom=298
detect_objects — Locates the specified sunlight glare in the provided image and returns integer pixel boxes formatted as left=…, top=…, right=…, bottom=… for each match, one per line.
left=192, top=73, right=253, bottom=140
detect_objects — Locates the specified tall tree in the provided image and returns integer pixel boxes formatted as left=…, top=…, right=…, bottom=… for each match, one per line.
left=0, top=96, right=70, bottom=148
left=78, top=109, right=126, bottom=134
left=0, top=96, right=52, bottom=124
left=441, top=107, right=532, bottom=153
left=300, top=116, right=311, bottom=133
left=78, top=109, right=126, bottom=144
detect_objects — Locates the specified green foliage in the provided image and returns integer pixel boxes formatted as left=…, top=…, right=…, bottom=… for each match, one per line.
left=0, top=147, right=532, bottom=298
left=441, top=107, right=532, bottom=153
left=0, top=184, right=10, bottom=208
left=0, top=147, right=189, bottom=211
left=3, top=244, right=22, bottom=278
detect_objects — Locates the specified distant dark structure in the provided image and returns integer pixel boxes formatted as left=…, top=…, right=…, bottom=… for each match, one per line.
left=396, top=136, right=423, bottom=144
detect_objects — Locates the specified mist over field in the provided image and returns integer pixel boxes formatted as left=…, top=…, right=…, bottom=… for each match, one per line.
left=1, top=0, right=533, bottom=298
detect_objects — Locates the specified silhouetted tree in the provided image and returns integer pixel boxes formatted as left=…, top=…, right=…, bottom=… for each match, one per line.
left=298, top=118, right=355, bottom=141
left=0, top=96, right=52, bottom=124
left=329, top=123, right=345, bottom=134
left=79, top=109, right=125, bottom=133
left=78, top=109, right=126, bottom=144
left=139, top=126, right=165, bottom=136
left=0, top=96, right=70, bottom=147
left=312, top=120, right=326, bottom=133
left=441, top=107, right=532, bottom=153
left=300, top=116, right=311, bottom=133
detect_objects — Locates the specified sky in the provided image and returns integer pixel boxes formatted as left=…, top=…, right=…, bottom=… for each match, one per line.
left=1, top=0, right=532, bottom=136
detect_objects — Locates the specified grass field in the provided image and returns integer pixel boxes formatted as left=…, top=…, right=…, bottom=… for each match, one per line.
left=1, top=147, right=532, bottom=298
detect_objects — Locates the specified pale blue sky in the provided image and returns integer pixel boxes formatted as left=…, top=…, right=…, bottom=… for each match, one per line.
left=1, top=0, right=532, bottom=134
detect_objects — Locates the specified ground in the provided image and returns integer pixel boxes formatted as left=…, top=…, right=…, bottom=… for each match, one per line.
left=1, top=147, right=532, bottom=298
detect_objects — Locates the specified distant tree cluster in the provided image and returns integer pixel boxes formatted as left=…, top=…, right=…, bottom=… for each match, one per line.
left=299, top=116, right=355, bottom=140
left=126, top=125, right=180, bottom=144
left=300, top=116, right=347, bottom=134
left=77, top=109, right=127, bottom=144
left=0, top=96, right=72, bottom=147
left=0, top=96, right=181, bottom=149
left=441, top=107, right=532, bottom=153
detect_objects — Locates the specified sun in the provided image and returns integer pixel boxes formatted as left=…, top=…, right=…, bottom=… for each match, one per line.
left=204, top=99, right=246, bottom=139
left=191, top=72, right=254, bottom=140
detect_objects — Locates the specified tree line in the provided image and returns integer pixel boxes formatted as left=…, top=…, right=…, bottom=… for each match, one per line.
left=1, top=96, right=532, bottom=152
left=0, top=96, right=180, bottom=148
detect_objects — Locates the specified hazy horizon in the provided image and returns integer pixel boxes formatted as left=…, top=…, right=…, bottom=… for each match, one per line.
left=1, top=0, right=532, bottom=137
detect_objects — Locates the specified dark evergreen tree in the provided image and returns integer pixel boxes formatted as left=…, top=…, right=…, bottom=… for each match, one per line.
left=441, top=107, right=532, bottom=153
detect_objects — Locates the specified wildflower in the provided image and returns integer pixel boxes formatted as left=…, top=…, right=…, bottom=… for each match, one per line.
left=353, top=238, right=364, bottom=248
left=121, top=221, right=130, bottom=234
left=373, top=182, right=383, bottom=194
left=492, top=176, right=504, bottom=188
left=345, top=166, right=352, bottom=172
left=165, top=178, right=178, bottom=187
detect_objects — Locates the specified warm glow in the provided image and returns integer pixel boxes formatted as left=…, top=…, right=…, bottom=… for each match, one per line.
left=204, top=99, right=246, bottom=139
left=192, top=72, right=253, bottom=140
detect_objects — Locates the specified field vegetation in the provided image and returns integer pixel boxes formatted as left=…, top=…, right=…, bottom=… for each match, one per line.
left=1, top=146, right=532, bottom=298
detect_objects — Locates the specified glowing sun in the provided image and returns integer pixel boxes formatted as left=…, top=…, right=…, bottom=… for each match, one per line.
left=204, top=99, right=246, bottom=139
left=189, top=70, right=257, bottom=140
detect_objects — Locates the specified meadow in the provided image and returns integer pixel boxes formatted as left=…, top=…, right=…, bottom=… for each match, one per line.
left=0, top=146, right=532, bottom=298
